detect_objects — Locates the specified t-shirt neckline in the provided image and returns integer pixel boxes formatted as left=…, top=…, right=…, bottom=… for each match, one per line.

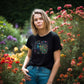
left=37, top=31, right=52, bottom=38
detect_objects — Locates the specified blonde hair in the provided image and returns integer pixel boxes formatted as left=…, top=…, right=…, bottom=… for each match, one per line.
left=31, top=9, right=51, bottom=35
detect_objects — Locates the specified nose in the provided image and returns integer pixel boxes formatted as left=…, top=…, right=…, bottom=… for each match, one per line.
left=37, top=19, right=40, bottom=23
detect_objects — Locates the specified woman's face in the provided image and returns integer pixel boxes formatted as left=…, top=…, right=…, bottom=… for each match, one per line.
left=33, top=14, right=45, bottom=30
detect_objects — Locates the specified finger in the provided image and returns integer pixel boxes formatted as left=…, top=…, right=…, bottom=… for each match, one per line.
left=25, top=73, right=31, bottom=78
left=24, top=75, right=31, bottom=81
left=25, top=69, right=29, bottom=73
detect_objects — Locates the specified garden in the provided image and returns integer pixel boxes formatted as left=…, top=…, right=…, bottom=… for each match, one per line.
left=0, top=4, right=84, bottom=84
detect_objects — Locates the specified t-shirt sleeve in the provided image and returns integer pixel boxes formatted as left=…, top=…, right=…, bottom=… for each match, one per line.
left=25, top=35, right=32, bottom=49
left=53, top=34, right=62, bottom=51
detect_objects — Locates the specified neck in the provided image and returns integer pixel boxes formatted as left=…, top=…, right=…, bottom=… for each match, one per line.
left=38, top=29, right=50, bottom=37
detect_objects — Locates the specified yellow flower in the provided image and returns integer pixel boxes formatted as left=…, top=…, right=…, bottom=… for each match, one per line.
left=82, top=52, right=84, bottom=56
left=20, top=45, right=28, bottom=51
left=14, top=47, right=18, bottom=52
left=71, top=38, right=75, bottom=42
left=61, top=54, right=65, bottom=57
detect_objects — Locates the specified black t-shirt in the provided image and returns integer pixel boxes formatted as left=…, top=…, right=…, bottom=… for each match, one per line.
left=25, top=31, right=62, bottom=70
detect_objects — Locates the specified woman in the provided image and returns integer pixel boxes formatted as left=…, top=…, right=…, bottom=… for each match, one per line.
left=22, top=9, right=62, bottom=84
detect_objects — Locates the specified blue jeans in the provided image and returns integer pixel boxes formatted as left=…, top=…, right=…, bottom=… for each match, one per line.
left=25, top=66, right=51, bottom=84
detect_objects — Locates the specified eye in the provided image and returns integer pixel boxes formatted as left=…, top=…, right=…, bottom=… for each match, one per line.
left=34, top=18, right=37, bottom=21
left=40, top=17, right=43, bottom=20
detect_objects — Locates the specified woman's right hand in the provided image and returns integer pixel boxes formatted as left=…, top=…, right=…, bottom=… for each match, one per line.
left=22, top=67, right=31, bottom=81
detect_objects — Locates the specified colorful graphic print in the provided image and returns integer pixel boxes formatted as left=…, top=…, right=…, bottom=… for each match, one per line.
left=34, top=40, right=48, bottom=54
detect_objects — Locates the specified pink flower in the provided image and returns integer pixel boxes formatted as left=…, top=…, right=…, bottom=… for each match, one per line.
left=54, top=26, right=59, bottom=29
left=61, top=10, right=67, bottom=18
left=51, top=20, right=55, bottom=24
left=64, top=4, right=72, bottom=8
left=67, top=68, right=72, bottom=72
left=45, top=10, right=49, bottom=14
left=49, top=8, right=53, bottom=10
left=67, top=33, right=72, bottom=37
left=57, top=6, right=62, bottom=10
left=71, top=59, right=76, bottom=66
left=80, top=6, right=83, bottom=9
left=50, top=11, right=54, bottom=14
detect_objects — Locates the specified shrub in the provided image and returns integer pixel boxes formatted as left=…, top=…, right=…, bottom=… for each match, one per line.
left=46, top=4, right=84, bottom=84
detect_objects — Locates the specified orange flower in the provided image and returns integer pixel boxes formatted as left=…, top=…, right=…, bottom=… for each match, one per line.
left=77, top=63, right=81, bottom=66
left=77, top=34, right=80, bottom=37
left=19, top=82, right=23, bottom=84
left=57, top=78, right=60, bottom=81
left=75, top=80, right=78, bottom=82
left=67, top=68, right=72, bottom=72
left=22, top=78, right=26, bottom=82
left=60, top=74, right=64, bottom=78
left=19, top=64, right=23, bottom=66
left=61, top=78, right=64, bottom=81
left=64, top=74, right=68, bottom=78
left=14, top=68, right=18, bottom=71
left=12, top=69, right=16, bottom=74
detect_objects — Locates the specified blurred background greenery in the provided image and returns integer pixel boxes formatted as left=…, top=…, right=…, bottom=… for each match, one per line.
left=0, top=0, right=84, bottom=27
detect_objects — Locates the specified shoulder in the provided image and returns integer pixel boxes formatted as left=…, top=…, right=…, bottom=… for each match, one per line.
left=50, top=31, right=59, bottom=38
left=28, top=34, right=36, bottom=39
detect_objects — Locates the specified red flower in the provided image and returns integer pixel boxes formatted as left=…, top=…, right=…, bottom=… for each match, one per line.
left=57, top=6, right=62, bottom=10
left=4, top=54, right=8, bottom=57
left=79, top=74, right=83, bottom=79
left=78, top=57, right=82, bottom=61
left=77, top=82, right=80, bottom=84
left=64, top=4, right=72, bottom=8
left=82, top=67, right=84, bottom=71
left=15, top=61, right=20, bottom=64
left=7, top=64, right=12, bottom=69
left=68, top=26, right=73, bottom=29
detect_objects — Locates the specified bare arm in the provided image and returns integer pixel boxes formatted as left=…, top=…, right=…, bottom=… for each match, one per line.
left=22, top=48, right=32, bottom=80
left=22, top=48, right=32, bottom=68
left=47, top=50, right=61, bottom=84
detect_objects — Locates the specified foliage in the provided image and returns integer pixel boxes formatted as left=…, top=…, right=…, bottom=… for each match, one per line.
left=47, top=4, right=84, bottom=84
left=0, top=16, right=22, bottom=51
left=0, top=45, right=28, bottom=84
left=0, top=4, right=84, bottom=84
left=0, top=0, right=84, bottom=27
